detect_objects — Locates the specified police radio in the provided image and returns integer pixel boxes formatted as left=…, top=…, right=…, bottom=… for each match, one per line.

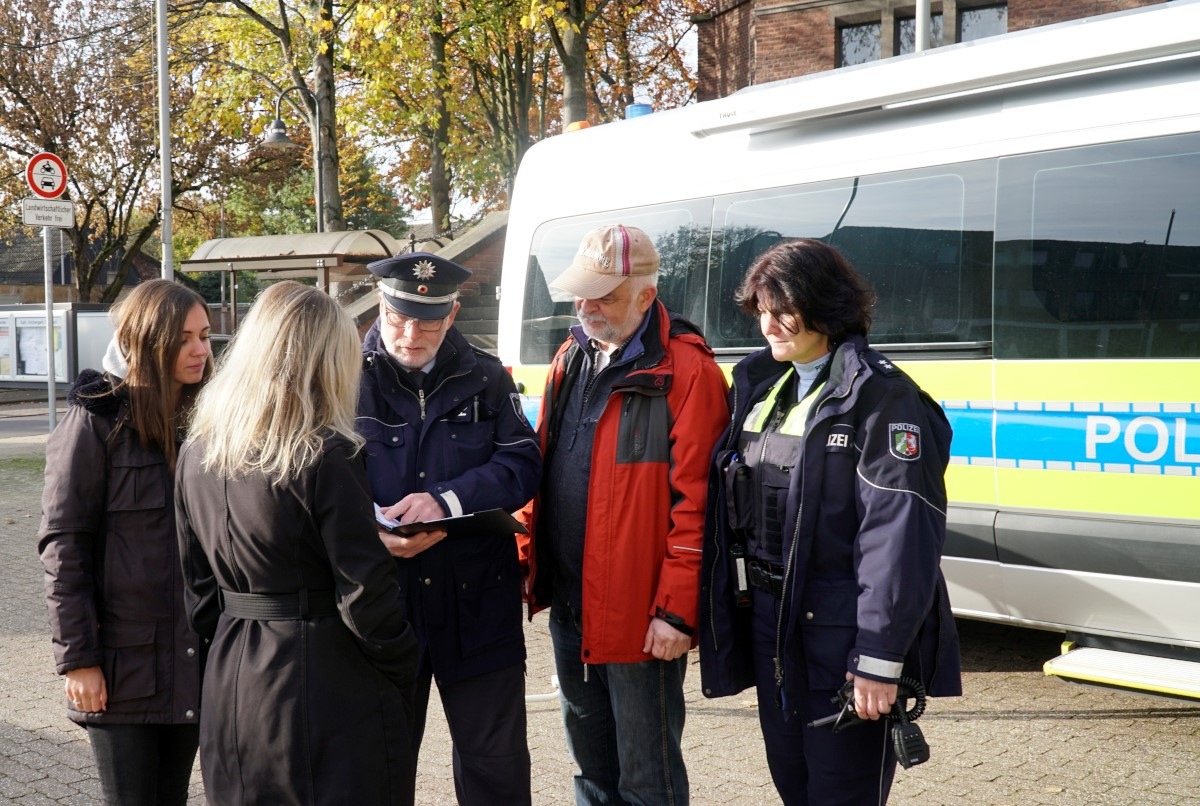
left=807, top=677, right=931, bottom=769
left=729, top=543, right=751, bottom=608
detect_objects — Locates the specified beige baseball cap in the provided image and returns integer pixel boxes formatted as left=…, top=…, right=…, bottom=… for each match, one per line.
left=551, top=224, right=660, bottom=299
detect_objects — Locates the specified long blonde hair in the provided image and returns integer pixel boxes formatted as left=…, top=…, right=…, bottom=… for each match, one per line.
left=189, top=281, right=364, bottom=483
left=109, top=279, right=212, bottom=470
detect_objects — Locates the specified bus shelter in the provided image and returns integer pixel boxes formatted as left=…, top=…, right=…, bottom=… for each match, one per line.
left=183, top=230, right=402, bottom=330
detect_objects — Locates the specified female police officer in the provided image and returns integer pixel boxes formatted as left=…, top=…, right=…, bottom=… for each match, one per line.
left=699, top=239, right=961, bottom=805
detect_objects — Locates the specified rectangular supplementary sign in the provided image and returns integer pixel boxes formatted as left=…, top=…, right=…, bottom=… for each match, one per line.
left=21, top=198, right=75, bottom=228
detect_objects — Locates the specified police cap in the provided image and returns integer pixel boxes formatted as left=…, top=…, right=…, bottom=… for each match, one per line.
left=368, top=252, right=472, bottom=319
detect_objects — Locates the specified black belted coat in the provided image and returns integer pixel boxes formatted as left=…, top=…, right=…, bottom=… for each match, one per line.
left=176, top=435, right=418, bottom=806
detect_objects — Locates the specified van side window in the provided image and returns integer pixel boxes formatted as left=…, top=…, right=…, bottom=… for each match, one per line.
left=712, top=163, right=993, bottom=351
left=995, top=134, right=1200, bottom=359
left=520, top=206, right=709, bottom=366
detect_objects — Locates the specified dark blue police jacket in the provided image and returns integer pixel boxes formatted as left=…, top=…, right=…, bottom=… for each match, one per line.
left=699, top=334, right=961, bottom=717
left=358, top=321, right=542, bottom=685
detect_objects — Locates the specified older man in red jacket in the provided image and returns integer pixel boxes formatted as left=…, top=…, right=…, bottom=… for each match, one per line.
left=519, top=224, right=729, bottom=805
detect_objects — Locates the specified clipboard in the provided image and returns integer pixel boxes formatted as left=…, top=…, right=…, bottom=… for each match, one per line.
left=376, top=506, right=528, bottom=539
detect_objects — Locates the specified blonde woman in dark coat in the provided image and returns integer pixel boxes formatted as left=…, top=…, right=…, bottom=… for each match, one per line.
left=39, top=279, right=213, bottom=805
left=176, top=281, right=418, bottom=805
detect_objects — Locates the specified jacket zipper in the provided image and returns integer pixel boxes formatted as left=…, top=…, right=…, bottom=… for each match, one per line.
left=706, top=383, right=739, bottom=654
left=773, top=364, right=859, bottom=699
left=760, top=404, right=785, bottom=466
left=775, top=500, right=803, bottom=694
left=419, top=365, right=471, bottom=422
left=379, top=350, right=473, bottom=424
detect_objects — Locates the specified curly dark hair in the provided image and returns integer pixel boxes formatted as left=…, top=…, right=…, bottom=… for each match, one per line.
left=734, top=239, right=875, bottom=341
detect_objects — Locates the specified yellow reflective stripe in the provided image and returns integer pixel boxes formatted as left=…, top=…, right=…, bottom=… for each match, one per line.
left=744, top=368, right=796, bottom=434
left=778, top=381, right=825, bottom=437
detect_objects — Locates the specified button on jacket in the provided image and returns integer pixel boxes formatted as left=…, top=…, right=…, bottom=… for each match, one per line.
left=38, top=370, right=201, bottom=727
left=358, top=322, right=542, bottom=684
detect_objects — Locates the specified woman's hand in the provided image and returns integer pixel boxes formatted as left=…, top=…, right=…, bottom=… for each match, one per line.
left=65, top=666, right=107, bottom=713
left=847, top=672, right=897, bottom=721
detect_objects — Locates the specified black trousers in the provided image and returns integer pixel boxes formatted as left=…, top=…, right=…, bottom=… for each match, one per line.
left=750, top=587, right=897, bottom=806
left=408, top=660, right=531, bottom=806
left=87, top=722, right=200, bottom=806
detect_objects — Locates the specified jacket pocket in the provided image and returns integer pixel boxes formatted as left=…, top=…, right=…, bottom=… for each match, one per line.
left=799, top=582, right=859, bottom=691
left=360, top=419, right=407, bottom=452
left=441, top=420, right=494, bottom=468
left=108, top=454, right=167, bottom=512
left=454, top=553, right=522, bottom=659
left=100, top=621, right=157, bottom=703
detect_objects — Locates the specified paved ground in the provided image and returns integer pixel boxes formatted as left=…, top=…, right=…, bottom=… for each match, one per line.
left=2, top=414, right=1200, bottom=804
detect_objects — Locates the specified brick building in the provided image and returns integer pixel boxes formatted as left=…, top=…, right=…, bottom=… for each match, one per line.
left=694, top=0, right=1171, bottom=101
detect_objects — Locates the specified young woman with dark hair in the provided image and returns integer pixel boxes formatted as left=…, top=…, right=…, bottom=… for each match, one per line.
left=38, top=279, right=213, bottom=805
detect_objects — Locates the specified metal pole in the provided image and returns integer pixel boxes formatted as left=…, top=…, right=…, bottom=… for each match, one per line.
left=43, top=227, right=57, bottom=430
left=916, top=0, right=931, bottom=52
left=156, top=0, right=173, bottom=279
left=273, top=86, right=322, bottom=234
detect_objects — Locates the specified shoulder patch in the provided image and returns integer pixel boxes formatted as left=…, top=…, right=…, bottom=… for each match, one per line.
left=872, top=355, right=900, bottom=375
left=510, top=392, right=531, bottom=426
left=888, top=422, right=921, bottom=461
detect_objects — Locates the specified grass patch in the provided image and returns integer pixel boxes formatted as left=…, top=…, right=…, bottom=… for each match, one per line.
left=0, top=456, right=46, bottom=475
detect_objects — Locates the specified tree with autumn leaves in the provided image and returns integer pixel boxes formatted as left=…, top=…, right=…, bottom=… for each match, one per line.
left=0, top=0, right=245, bottom=301
left=0, top=0, right=700, bottom=300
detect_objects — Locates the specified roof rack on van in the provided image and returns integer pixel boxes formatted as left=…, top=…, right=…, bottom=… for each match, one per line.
left=690, top=0, right=1200, bottom=139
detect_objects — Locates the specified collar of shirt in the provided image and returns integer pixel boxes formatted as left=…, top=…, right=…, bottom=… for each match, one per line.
left=568, top=307, right=653, bottom=372
left=791, top=353, right=830, bottom=403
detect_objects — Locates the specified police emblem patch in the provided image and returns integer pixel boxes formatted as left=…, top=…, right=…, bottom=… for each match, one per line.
left=412, top=259, right=437, bottom=280
left=510, top=392, right=531, bottom=426
left=889, top=423, right=921, bottom=460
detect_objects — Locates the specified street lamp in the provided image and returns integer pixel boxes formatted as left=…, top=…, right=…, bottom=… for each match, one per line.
left=263, top=84, right=324, bottom=233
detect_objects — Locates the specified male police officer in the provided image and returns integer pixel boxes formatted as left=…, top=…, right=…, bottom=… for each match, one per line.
left=358, top=252, right=542, bottom=805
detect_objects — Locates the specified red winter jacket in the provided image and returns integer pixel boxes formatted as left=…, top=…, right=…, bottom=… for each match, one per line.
left=519, top=300, right=729, bottom=663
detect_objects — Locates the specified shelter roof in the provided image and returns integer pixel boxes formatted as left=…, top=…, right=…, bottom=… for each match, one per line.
left=183, top=230, right=402, bottom=280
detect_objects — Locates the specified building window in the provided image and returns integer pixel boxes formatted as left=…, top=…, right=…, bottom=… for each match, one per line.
left=897, top=14, right=944, bottom=54
left=839, top=22, right=881, bottom=67
left=960, top=4, right=1007, bottom=42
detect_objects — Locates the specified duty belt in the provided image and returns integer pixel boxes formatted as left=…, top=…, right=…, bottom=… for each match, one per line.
left=220, top=589, right=337, bottom=620
left=747, top=560, right=785, bottom=598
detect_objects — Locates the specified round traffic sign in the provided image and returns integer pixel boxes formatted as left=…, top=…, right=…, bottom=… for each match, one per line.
left=26, top=152, right=68, bottom=199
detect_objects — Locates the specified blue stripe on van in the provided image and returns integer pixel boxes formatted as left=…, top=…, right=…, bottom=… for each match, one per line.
left=942, top=403, right=1200, bottom=475
left=523, top=395, right=1199, bottom=475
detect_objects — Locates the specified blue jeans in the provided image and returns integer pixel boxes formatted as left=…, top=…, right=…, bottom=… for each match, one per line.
left=87, top=722, right=199, bottom=806
left=550, top=601, right=689, bottom=806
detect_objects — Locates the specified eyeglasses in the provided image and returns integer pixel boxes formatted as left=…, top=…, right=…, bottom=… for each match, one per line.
left=382, top=307, right=447, bottom=332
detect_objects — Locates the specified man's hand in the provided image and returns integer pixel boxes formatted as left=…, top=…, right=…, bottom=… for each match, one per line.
left=846, top=672, right=898, bottom=721
left=642, top=617, right=691, bottom=661
left=385, top=493, right=447, bottom=526
left=377, top=494, right=449, bottom=558
left=378, top=528, right=447, bottom=558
